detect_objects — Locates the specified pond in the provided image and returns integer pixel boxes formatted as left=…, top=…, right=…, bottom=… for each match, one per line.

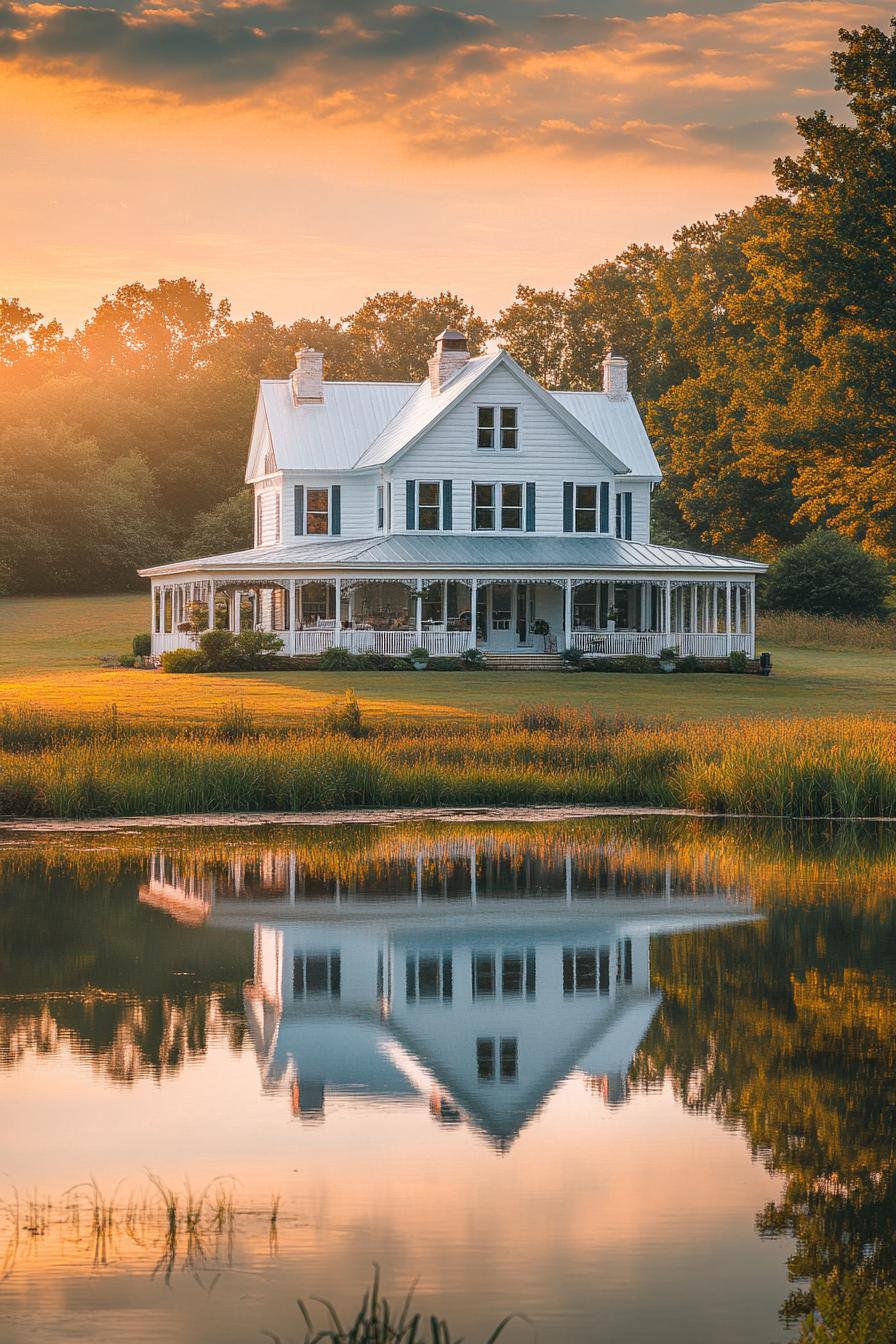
left=1, top=817, right=894, bottom=1343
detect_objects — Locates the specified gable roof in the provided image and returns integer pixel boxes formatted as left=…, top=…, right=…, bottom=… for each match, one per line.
left=248, top=351, right=662, bottom=479
left=354, top=350, right=631, bottom=474
left=248, top=378, right=417, bottom=477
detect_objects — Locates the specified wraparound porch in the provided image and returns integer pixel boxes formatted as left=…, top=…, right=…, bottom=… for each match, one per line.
left=149, top=573, right=757, bottom=660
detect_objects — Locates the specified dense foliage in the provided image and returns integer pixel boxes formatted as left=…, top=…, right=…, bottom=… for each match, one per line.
left=1, top=23, right=895, bottom=592
left=765, top=530, right=892, bottom=618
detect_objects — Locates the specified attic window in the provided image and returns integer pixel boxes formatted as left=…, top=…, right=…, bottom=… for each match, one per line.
left=263, top=447, right=276, bottom=475
left=477, top=406, right=518, bottom=452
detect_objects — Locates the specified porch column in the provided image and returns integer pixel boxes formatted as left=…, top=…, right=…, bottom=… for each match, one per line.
left=287, top=578, right=295, bottom=649
left=690, top=584, right=697, bottom=633
left=749, top=579, right=756, bottom=657
left=415, top=577, right=423, bottom=641
left=564, top=578, right=573, bottom=650
left=664, top=579, right=672, bottom=642
left=333, top=575, right=342, bottom=647
left=468, top=579, right=478, bottom=650
left=735, top=584, right=742, bottom=634
left=442, top=578, right=448, bottom=627
left=724, top=581, right=732, bottom=653
left=233, top=590, right=241, bottom=634
left=713, top=585, right=719, bottom=633
left=208, top=580, right=215, bottom=631
left=640, top=582, right=649, bottom=631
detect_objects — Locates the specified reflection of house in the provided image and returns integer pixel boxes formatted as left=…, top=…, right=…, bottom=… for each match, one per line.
left=243, top=906, right=755, bottom=1148
left=140, top=843, right=757, bottom=1147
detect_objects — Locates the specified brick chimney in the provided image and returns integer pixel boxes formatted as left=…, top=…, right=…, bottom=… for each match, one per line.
left=428, top=328, right=469, bottom=395
left=602, top=352, right=628, bottom=399
left=290, top=348, right=324, bottom=405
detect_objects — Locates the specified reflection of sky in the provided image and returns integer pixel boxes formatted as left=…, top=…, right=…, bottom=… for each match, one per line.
left=2, top=1036, right=786, bottom=1344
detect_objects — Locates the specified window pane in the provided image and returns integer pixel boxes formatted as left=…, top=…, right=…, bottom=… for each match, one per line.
left=500, top=407, right=518, bottom=451
left=418, top=507, right=440, bottom=531
left=418, top=482, right=440, bottom=505
left=576, top=485, right=597, bottom=508
left=307, top=513, right=329, bottom=534
left=477, top=1038, right=495, bottom=1081
left=306, top=488, right=328, bottom=511
left=502, top=953, right=523, bottom=996
left=418, top=954, right=440, bottom=999
left=475, top=483, right=494, bottom=505
left=473, top=952, right=496, bottom=997
left=477, top=407, right=495, bottom=451
left=574, top=508, right=596, bottom=533
left=501, top=484, right=523, bottom=530
left=305, top=954, right=329, bottom=995
left=576, top=949, right=597, bottom=993
left=562, top=949, right=574, bottom=995
left=500, top=1038, right=518, bottom=1082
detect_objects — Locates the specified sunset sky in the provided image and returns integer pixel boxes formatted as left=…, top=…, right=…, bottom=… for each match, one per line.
left=2, top=0, right=889, bottom=329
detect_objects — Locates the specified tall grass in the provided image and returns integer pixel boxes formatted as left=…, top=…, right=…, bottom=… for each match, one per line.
left=757, top=610, right=896, bottom=650
left=0, top=703, right=894, bottom=819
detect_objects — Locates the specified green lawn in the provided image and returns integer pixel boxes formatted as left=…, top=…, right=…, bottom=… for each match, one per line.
left=1, top=593, right=894, bottom=726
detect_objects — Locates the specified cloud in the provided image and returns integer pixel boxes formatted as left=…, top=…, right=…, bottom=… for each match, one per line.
left=0, top=0, right=891, bottom=160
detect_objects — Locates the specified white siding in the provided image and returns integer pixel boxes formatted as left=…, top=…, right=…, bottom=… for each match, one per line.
left=281, top=472, right=378, bottom=541
left=255, top=484, right=281, bottom=546
left=389, top=367, right=627, bottom=538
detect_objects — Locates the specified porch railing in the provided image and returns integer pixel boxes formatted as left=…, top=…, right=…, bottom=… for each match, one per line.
left=570, top=631, right=754, bottom=658
left=293, top=629, right=470, bottom=657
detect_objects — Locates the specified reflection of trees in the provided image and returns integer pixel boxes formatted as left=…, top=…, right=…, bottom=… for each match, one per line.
left=0, top=866, right=249, bottom=1082
left=634, top=902, right=896, bottom=1327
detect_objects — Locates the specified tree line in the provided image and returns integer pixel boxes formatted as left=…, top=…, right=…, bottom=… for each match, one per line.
left=1, top=19, right=894, bottom=596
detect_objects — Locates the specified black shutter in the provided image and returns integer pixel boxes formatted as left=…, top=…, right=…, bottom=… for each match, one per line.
left=525, top=482, right=536, bottom=532
left=599, top=482, right=610, bottom=533
left=562, top=481, right=574, bottom=533
left=331, top=484, right=341, bottom=536
left=624, top=492, right=632, bottom=540
left=406, top=479, right=416, bottom=530
left=442, top=479, right=453, bottom=531
left=294, top=485, right=304, bottom=536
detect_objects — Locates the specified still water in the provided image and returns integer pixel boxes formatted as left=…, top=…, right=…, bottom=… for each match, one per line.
left=1, top=817, right=894, bottom=1343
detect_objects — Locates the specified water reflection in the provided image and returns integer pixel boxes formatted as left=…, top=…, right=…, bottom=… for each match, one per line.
left=138, top=844, right=756, bottom=1148
left=2, top=820, right=895, bottom=1343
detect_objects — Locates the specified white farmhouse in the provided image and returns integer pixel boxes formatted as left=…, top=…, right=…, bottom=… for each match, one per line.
left=142, top=330, right=765, bottom=662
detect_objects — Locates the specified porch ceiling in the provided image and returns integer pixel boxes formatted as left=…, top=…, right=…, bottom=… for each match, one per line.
left=141, top=534, right=766, bottom=579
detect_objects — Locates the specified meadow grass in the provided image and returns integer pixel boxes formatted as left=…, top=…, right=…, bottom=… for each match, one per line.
left=2, top=594, right=896, bottom=726
left=0, top=702, right=894, bottom=819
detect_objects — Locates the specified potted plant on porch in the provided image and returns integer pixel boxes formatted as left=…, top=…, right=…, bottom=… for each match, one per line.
left=531, top=618, right=550, bottom=651
left=409, top=646, right=430, bottom=671
left=605, top=606, right=621, bottom=633
left=659, top=646, right=678, bottom=673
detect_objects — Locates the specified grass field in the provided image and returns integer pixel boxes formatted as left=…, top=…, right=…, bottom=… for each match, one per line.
left=1, top=593, right=895, bottom=726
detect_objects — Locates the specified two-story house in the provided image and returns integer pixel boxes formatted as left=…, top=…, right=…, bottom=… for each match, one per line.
left=142, top=330, right=765, bottom=661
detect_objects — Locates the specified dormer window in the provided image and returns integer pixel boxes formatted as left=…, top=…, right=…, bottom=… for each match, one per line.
left=477, top=406, right=518, bottom=452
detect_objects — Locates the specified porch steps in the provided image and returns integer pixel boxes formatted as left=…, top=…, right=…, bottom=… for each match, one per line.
left=484, top=653, right=565, bottom=671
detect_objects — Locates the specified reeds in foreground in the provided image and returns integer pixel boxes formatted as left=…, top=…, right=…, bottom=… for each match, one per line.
left=264, top=1266, right=520, bottom=1344
left=0, top=704, right=894, bottom=819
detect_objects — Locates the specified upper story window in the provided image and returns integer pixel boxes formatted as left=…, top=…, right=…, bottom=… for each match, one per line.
left=616, top=490, right=633, bottom=540
left=562, top=945, right=610, bottom=996
left=473, top=482, right=524, bottom=531
left=295, top=484, right=341, bottom=537
left=376, top=484, right=384, bottom=530
left=306, top=487, right=329, bottom=534
left=477, top=406, right=518, bottom=452
left=564, top=481, right=610, bottom=534
left=417, top=481, right=441, bottom=531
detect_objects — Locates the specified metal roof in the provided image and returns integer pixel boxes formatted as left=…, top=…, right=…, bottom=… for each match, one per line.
left=141, top=535, right=766, bottom=578
left=253, top=350, right=659, bottom=477
left=259, top=379, right=417, bottom=472
left=354, top=352, right=631, bottom=473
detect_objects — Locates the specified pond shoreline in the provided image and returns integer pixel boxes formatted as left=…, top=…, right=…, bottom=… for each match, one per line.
left=2, top=804, right=896, bottom=833
left=0, top=804, right=710, bottom=834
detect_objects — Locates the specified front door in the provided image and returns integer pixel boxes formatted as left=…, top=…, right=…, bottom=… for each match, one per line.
left=487, top=583, right=530, bottom=651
